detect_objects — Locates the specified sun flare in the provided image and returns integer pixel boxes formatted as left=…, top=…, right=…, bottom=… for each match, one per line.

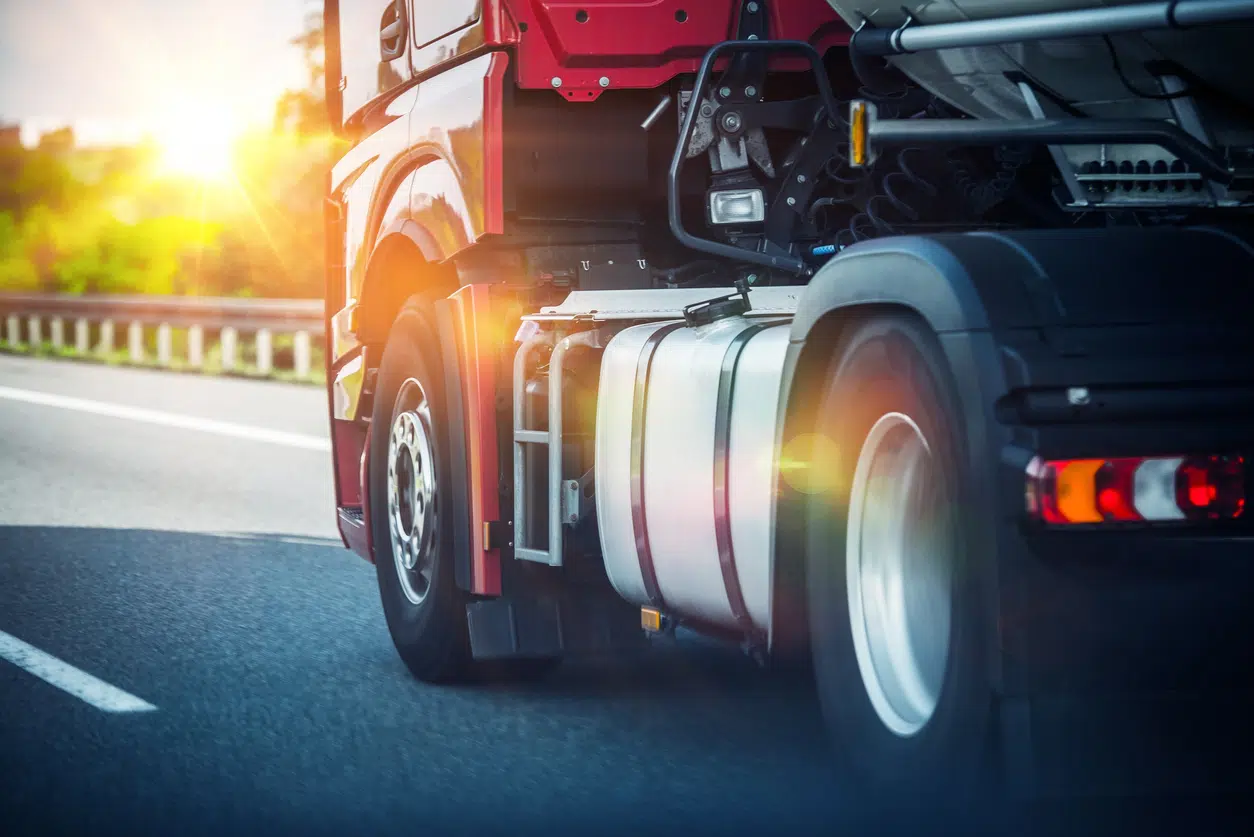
left=155, top=114, right=239, bottom=181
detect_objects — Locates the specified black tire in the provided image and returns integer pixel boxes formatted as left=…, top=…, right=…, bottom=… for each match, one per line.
left=370, top=297, right=472, bottom=683
left=805, top=314, right=997, bottom=824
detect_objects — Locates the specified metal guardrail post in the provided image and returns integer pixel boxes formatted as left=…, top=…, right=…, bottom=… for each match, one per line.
left=157, top=324, right=172, bottom=366
left=128, top=322, right=143, bottom=362
left=221, top=327, right=238, bottom=372
left=294, top=331, right=311, bottom=378
left=256, top=328, right=273, bottom=375
left=188, top=325, right=204, bottom=368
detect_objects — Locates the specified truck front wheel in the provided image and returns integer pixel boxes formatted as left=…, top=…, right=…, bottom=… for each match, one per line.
left=369, top=298, right=472, bottom=683
left=804, top=313, right=995, bottom=820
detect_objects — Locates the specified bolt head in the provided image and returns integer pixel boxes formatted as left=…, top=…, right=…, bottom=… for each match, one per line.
left=744, top=85, right=757, bottom=98
left=747, top=34, right=758, bottom=40
left=699, top=103, right=714, bottom=118
left=747, top=1, right=760, bottom=12
left=721, top=112, right=742, bottom=131
left=786, top=196, right=796, bottom=206
left=797, top=174, right=806, bottom=183
left=551, top=77, right=562, bottom=88
left=599, top=76, right=610, bottom=88
left=719, top=86, right=732, bottom=98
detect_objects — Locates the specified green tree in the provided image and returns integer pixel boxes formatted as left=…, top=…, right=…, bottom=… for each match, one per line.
left=274, top=4, right=329, bottom=135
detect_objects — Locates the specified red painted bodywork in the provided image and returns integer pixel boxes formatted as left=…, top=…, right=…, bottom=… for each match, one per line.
left=447, top=285, right=507, bottom=596
left=496, top=0, right=850, bottom=100
left=333, top=418, right=371, bottom=559
left=483, top=53, right=509, bottom=237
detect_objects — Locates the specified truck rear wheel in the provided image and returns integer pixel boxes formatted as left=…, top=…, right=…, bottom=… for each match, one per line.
left=804, top=313, right=996, bottom=821
left=369, top=298, right=472, bottom=683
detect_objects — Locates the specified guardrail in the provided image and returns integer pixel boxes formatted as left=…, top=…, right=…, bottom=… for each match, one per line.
left=0, top=293, right=325, bottom=382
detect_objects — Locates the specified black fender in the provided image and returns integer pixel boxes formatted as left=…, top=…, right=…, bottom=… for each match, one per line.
left=769, top=225, right=1254, bottom=677
left=769, top=233, right=1017, bottom=671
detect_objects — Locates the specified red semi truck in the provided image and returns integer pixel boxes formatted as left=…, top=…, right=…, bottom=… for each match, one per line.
left=322, top=0, right=1254, bottom=812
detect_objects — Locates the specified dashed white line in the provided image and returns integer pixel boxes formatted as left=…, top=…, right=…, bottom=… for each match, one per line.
left=0, top=629, right=157, bottom=714
left=0, top=385, right=330, bottom=451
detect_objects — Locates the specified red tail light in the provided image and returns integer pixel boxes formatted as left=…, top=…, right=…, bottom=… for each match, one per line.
left=1094, top=458, right=1140, bottom=522
left=1027, top=454, right=1245, bottom=526
left=1176, top=455, right=1246, bottom=521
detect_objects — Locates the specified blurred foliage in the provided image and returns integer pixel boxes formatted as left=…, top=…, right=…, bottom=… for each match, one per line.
left=0, top=4, right=337, bottom=299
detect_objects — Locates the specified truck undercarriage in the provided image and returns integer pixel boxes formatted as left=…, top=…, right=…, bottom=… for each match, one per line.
left=324, top=0, right=1254, bottom=818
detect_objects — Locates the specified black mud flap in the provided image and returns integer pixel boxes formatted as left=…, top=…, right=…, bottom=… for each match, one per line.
left=466, top=593, right=648, bottom=661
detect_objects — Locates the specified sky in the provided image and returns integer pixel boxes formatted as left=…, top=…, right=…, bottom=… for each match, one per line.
left=0, top=0, right=314, bottom=147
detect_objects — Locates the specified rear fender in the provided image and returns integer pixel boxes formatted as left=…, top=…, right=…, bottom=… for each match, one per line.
left=769, top=232, right=1048, bottom=680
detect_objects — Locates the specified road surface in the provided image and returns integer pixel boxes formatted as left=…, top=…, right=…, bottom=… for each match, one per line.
left=0, top=355, right=841, bottom=837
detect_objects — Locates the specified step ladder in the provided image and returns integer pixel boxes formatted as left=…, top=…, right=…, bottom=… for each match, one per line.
left=511, top=328, right=601, bottom=566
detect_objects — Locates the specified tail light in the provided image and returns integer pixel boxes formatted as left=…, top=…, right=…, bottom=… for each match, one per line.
left=1026, top=454, right=1245, bottom=525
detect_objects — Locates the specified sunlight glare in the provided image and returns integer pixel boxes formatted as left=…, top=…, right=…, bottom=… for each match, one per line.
left=155, top=111, right=239, bottom=181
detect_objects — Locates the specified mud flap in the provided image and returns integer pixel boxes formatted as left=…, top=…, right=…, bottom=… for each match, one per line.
left=466, top=593, right=647, bottom=661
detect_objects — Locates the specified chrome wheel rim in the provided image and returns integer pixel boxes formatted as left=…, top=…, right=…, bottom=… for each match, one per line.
left=846, top=412, right=953, bottom=738
left=387, top=378, right=439, bottom=605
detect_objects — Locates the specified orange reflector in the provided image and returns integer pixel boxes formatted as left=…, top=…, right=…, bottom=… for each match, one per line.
left=641, top=607, right=663, bottom=633
left=850, top=100, right=872, bottom=167
left=1052, top=459, right=1105, bottom=523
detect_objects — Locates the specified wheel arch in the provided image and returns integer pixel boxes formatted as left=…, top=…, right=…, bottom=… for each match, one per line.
left=356, top=223, right=460, bottom=348
left=769, top=234, right=1017, bottom=664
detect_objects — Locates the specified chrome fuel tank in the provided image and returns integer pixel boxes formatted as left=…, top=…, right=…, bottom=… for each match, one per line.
left=824, top=0, right=1254, bottom=121
left=594, top=317, right=791, bottom=634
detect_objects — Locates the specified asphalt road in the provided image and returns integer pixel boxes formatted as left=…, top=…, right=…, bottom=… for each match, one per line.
left=0, top=355, right=843, bottom=837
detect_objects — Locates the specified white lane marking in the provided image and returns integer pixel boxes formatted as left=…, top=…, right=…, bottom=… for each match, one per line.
left=0, top=629, right=157, bottom=713
left=0, top=385, right=330, bottom=451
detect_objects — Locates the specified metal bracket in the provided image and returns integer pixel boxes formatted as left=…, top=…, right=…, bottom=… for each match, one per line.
left=667, top=39, right=843, bottom=276
left=722, top=0, right=771, bottom=99
left=560, top=469, right=595, bottom=527
left=1018, top=82, right=1090, bottom=208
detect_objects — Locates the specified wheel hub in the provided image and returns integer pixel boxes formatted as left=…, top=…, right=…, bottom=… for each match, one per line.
left=846, top=412, right=953, bottom=738
left=387, top=379, right=439, bottom=604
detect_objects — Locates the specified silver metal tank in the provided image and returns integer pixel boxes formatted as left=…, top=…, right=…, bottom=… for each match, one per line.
left=824, top=0, right=1254, bottom=121
left=594, top=317, right=791, bottom=635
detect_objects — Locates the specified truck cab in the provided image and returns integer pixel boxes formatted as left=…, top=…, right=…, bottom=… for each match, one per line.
left=323, top=0, right=1254, bottom=819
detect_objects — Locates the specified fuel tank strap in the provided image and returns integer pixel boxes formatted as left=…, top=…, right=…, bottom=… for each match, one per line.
left=713, top=324, right=767, bottom=642
left=630, top=322, right=686, bottom=609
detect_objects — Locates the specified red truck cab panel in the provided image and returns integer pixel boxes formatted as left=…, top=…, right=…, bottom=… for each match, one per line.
left=499, top=0, right=849, bottom=99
